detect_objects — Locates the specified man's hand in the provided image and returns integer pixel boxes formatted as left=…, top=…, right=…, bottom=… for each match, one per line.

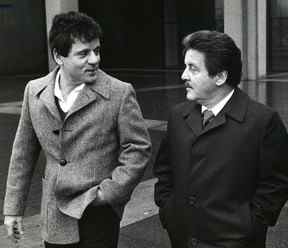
left=91, top=187, right=106, bottom=206
left=4, top=216, right=24, bottom=243
left=97, top=188, right=105, bottom=202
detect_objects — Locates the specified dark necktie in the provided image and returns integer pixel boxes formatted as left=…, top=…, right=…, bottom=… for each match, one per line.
left=202, top=109, right=215, bottom=127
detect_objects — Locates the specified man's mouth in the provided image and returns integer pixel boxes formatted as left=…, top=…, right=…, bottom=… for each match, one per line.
left=185, top=81, right=193, bottom=89
left=86, top=68, right=98, bottom=73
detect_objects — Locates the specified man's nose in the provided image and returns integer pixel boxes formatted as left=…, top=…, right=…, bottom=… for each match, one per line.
left=181, top=68, right=188, bottom=81
left=88, top=51, right=100, bottom=64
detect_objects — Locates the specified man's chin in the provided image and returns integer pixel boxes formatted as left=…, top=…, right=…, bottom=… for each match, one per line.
left=186, top=92, right=196, bottom=101
left=85, top=75, right=98, bottom=83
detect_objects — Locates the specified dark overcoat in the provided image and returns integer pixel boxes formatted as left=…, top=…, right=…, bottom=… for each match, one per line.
left=154, top=88, right=288, bottom=248
left=4, top=68, right=151, bottom=244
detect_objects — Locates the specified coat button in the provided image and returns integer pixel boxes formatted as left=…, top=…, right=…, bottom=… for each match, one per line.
left=59, top=159, right=67, bottom=166
left=53, top=129, right=60, bottom=135
left=188, top=237, right=198, bottom=247
left=188, top=196, right=198, bottom=206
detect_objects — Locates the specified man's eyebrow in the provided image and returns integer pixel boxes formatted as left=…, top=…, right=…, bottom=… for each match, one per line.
left=185, top=62, right=197, bottom=67
left=75, top=48, right=90, bottom=54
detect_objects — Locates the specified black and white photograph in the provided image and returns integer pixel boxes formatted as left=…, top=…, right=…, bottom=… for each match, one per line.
left=0, top=1, right=288, bottom=248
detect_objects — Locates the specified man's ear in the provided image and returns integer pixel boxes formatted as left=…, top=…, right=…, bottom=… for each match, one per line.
left=53, top=49, right=63, bottom=65
left=215, top=71, right=228, bottom=86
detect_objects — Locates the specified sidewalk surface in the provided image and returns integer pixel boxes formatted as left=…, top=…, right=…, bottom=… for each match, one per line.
left=0, top=179, right=288, bottom=248
left=0, top=179, right=171, bottom=248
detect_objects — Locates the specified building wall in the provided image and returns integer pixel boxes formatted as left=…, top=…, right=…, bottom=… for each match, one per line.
left=268, top=0, right=288, bottom=72
left=0, top=0, right=48, bottom=76
left=16, top=0, right=288, bottom=127
left=45, top=0, right=78, bottom=70
left=79, top=0, right=219, bottom=70
left=224, top=0, right=267, bottom=104
left=79, top=0, right=164, bottom=69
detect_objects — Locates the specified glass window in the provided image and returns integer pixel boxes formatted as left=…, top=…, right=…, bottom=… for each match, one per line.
left=268, top=0, right=288, bottom=72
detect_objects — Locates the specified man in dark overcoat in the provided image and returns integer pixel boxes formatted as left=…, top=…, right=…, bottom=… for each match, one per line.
left=154, top=30, right=288, bottom=248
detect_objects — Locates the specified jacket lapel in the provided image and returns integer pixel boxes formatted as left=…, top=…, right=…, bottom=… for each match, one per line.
left=36, top=69, right=62, bottom=122
left=65, top=86, right=98, bottom=118
left=34, top=69, right=111, bottom=121
left=66, top=69, right=111, bottom=119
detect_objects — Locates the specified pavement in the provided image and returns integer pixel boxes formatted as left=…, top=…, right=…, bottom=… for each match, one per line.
left=0, top=176, right=288, bottom=248
left=0, top=75, right=288, bottom=247
left=0, top=178, right=171, bottom=248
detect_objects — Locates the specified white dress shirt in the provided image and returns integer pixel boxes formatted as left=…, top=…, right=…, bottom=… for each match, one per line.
left=54, top=71, right=85, bottom=113
left=201, top=89, right=235, bottom=116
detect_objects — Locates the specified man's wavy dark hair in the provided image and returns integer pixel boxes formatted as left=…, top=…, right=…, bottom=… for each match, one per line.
left=182, top=30, right=242, bottom=87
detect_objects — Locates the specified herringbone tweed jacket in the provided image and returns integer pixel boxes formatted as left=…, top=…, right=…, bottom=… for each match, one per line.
left=3, top=68, right=151, bottom=244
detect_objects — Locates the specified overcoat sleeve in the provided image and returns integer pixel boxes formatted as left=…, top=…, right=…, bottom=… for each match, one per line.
left=3, top=82, right=41, bottom=216
left=98, top=84, right=151, bottom=205
left=252, top=111, right=288, bottom=226
left=153, top=111, right=173, bottom=208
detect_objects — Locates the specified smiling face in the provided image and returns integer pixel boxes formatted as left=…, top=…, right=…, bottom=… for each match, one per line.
left=54, top=38, right=101, bottom=86
left=181, top=49, right=219, bottom=106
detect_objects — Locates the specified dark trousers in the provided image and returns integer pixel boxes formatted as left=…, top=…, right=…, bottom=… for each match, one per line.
left=44, top=204, right=120, bottom=248
left=185, top=235, right=267, bottom=248
left=168, top=227, right=267, bottom=248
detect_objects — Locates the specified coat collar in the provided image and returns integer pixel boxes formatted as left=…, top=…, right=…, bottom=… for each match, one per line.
left=220, top=87, right=248, bottom=123
left=33, top=67, right=111, bottom=121
left=66, top=69, right=111, bottom=118
left=181, top=101, right=202, bottom=136
left=181, top=87, right=248, bottom=136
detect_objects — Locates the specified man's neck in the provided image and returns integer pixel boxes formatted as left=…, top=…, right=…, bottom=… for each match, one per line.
left=202, top=86, right=234, bottom=109
left=59, top=70, right=82, bottom=100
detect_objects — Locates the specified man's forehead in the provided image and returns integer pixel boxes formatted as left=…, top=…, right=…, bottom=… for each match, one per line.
left=71, top=38, right=100, bottom=50
left=184, top=49, right=205, bottom=64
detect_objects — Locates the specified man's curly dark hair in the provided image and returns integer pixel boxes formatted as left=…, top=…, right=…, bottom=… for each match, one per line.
left=49, top=11, right=102, bottom=59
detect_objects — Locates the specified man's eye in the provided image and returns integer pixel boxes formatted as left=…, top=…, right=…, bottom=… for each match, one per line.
left=93, top=49, right=100, bottom=55
left=189, top=66, right=199, bottom=73
left=79, top=52, right=88, bottom=57
left=77, top=50, right=90, bottom=57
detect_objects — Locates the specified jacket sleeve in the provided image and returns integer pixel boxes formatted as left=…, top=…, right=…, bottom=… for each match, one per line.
left=153, top=110, right=174, bottom=208
left=98, top=84, right=151, bottom=205
left=252, top=111, right=288, bottom=226
left=3, top=82, right=41, bottom=216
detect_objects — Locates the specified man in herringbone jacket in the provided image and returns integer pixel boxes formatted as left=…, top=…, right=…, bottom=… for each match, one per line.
left=3, top=11, right=151, bottom=248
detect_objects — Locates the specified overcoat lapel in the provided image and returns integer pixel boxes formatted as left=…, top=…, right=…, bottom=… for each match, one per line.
left=202, top=114, right=226, bottom=134
left=202, top=88, right=248, bottom=134
left=182, top=88, right=248, bottom=136
left=182, top=102, right=202, bottom=137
